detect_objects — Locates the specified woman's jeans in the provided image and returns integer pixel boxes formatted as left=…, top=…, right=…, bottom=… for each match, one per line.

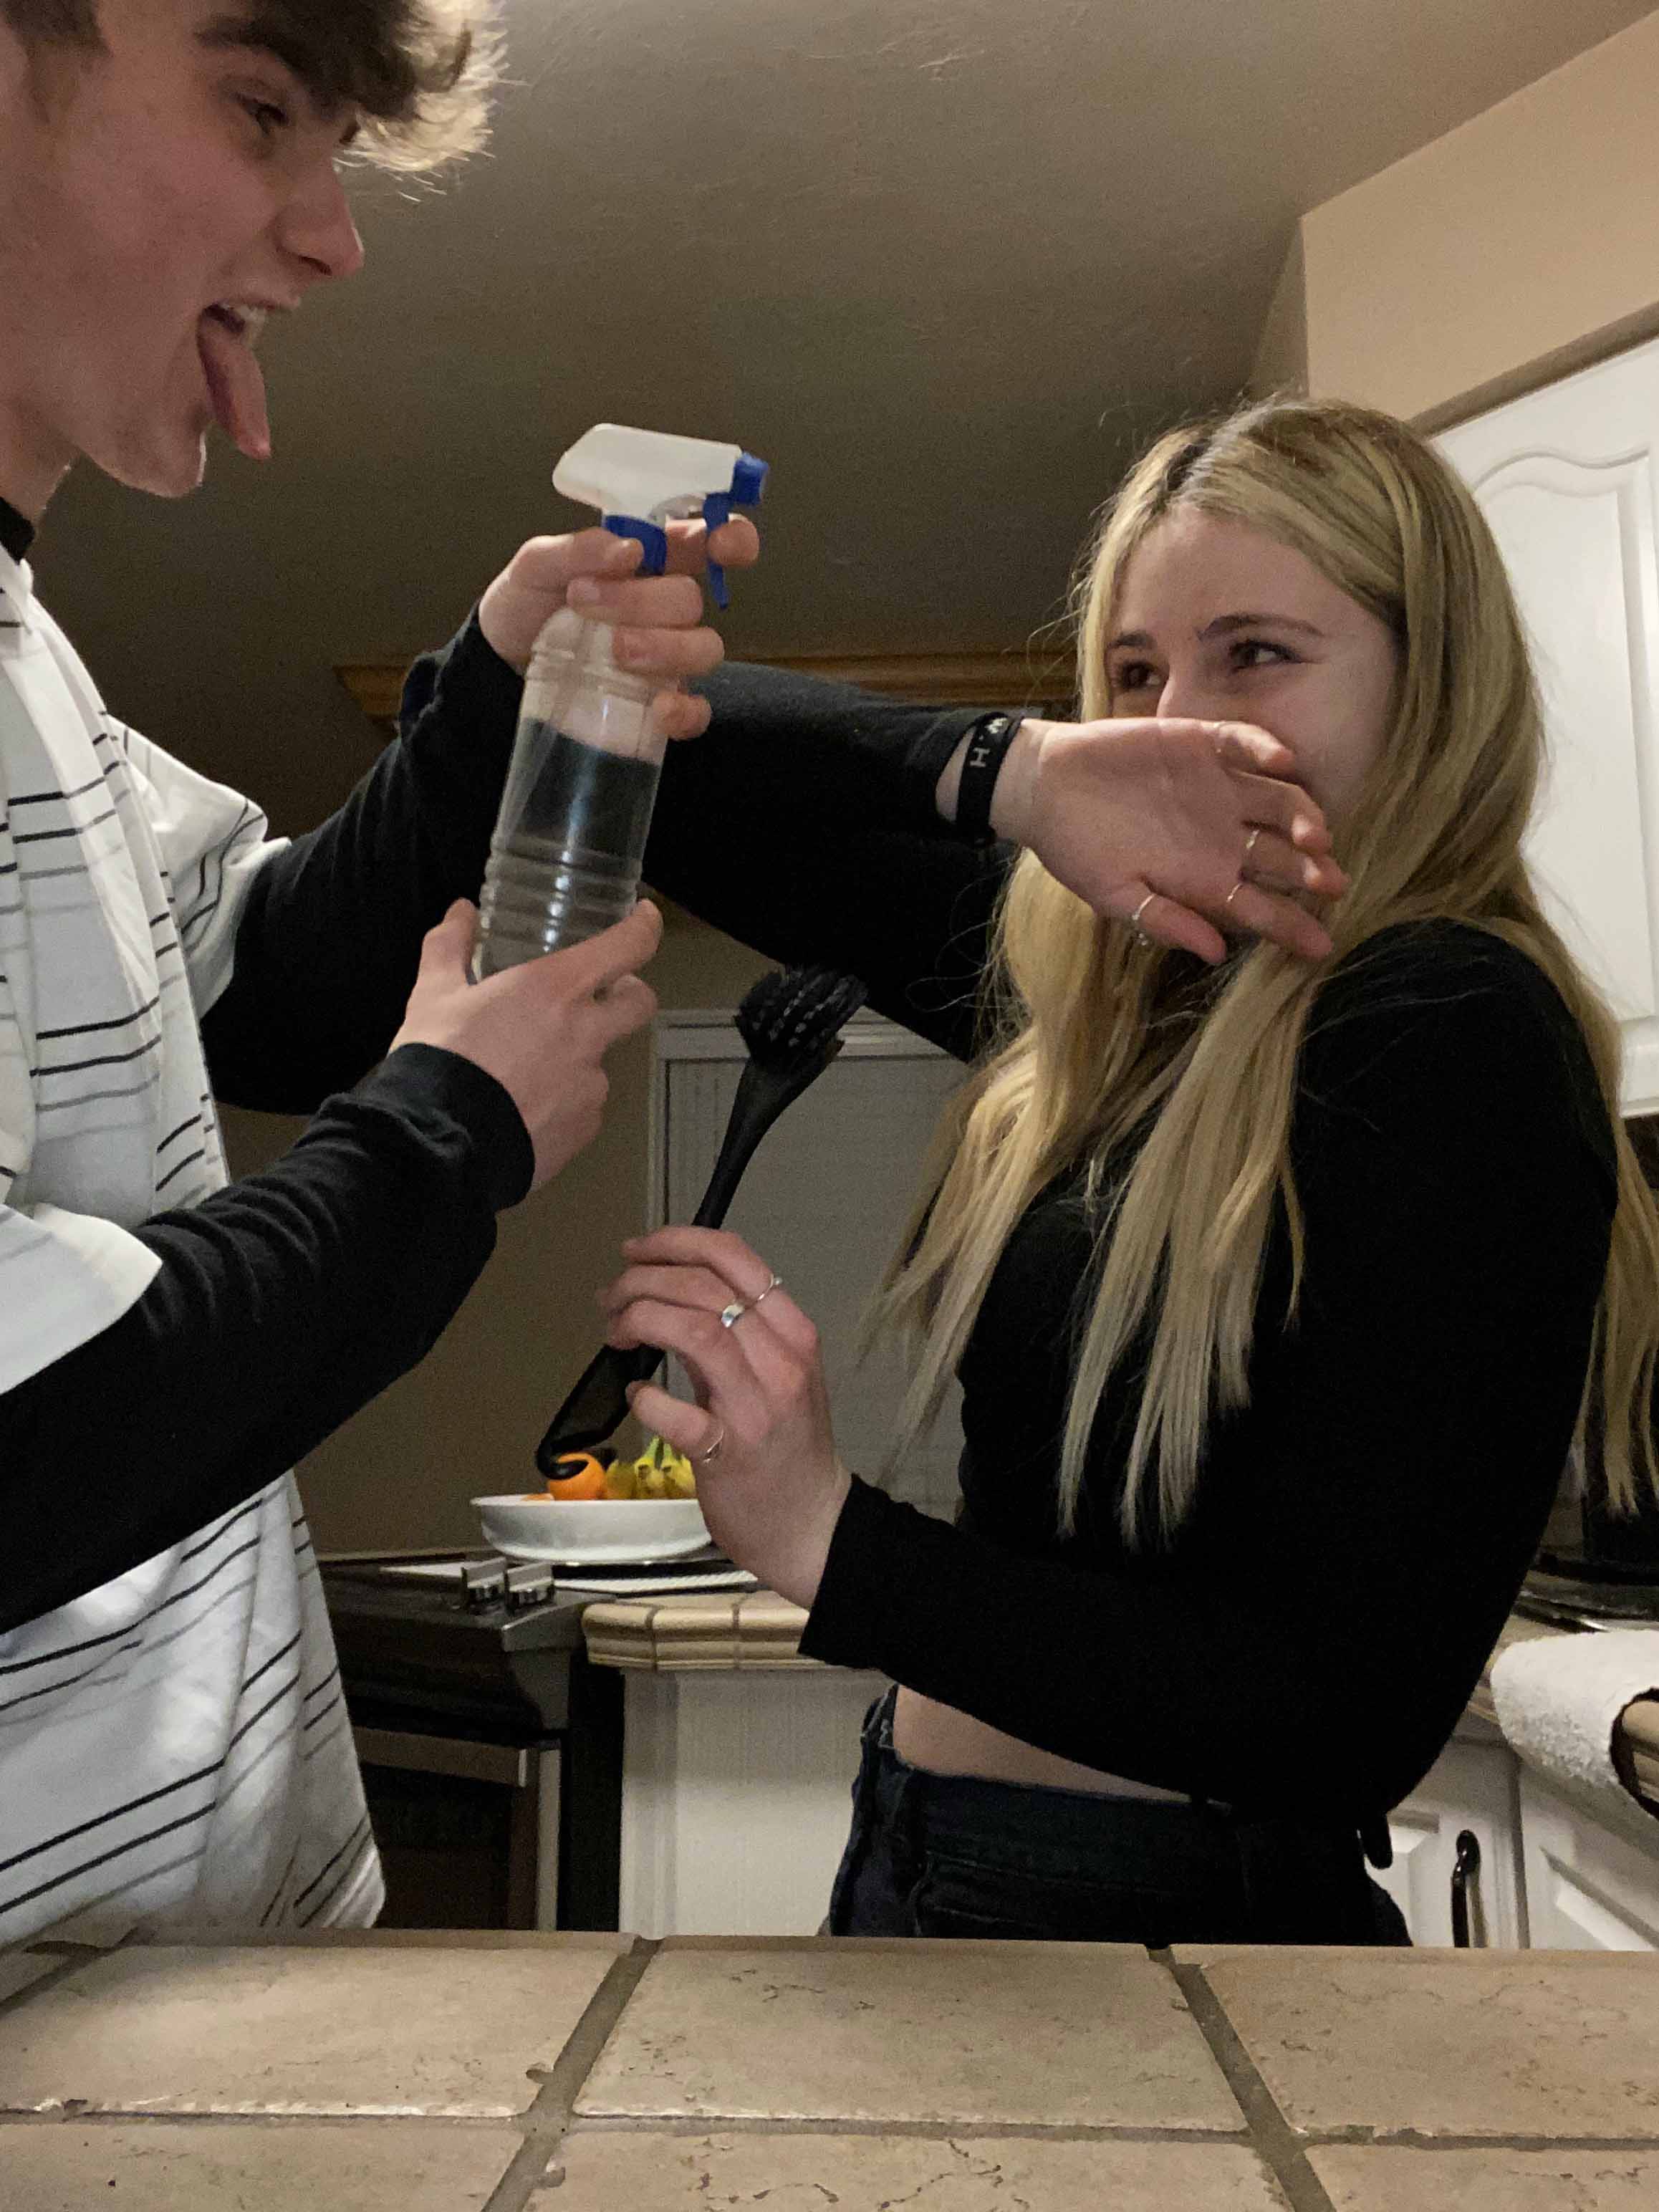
left=827, top=1690, right=1410, bottom=1946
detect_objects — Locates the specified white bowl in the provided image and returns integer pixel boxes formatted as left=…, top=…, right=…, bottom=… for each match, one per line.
left=472, top=1494, right=710, bottom=1565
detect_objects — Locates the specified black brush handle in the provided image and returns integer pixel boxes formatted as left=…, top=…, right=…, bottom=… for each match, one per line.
left=534, top=1042, right=845, bottom=1468
left=690, top=1042, right=844, bottom=1228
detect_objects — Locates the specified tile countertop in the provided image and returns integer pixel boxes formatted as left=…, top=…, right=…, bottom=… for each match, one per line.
left=584, top=1592, right=1659, bottom=1814
left=582, top=1586, right=818, bottom=1670
left=5, top=1930, right=1659, bottom=2209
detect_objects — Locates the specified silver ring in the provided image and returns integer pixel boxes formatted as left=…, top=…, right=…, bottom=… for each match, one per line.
left=1223, top=878, right=1246, bottom=913
left=718, top=1299, right=752, bottom=1329
left=1130, top=891, right=1156, bottom=948
left=753, top=1273, right=784, bottom=1306
left=696, top=1427, right=726, bottom=1466
left=1242, top=827, right=1263, bottom=870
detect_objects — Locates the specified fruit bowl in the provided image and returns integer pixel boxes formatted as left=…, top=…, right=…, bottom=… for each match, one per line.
left=471, top=1494, right=710, bottom=1565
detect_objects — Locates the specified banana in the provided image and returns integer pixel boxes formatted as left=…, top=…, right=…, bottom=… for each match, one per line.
left=633, top=1433, right=698, bottom=1500
left=602, top=1456, right=638, bottom=1501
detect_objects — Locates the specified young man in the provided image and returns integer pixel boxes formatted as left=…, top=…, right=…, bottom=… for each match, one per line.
left=0, top=0, right=756, bottom=1944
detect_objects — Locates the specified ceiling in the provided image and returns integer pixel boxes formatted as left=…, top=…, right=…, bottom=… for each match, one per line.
left=40, top=0, right=1659, bottom=831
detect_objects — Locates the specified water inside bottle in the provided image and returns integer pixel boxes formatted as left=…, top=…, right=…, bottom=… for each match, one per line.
left=475, top=718, right=662, bottom=975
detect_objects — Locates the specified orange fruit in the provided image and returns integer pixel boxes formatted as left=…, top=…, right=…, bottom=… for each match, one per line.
left=544, top=1452, right=607, bottom=1501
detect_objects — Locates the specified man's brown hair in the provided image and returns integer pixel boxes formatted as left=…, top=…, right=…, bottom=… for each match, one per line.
left=2, top=0, right=501, bottom=169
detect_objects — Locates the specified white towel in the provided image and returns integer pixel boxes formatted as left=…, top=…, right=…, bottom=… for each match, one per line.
left=1490, top=1630, right=1659, bottom=1855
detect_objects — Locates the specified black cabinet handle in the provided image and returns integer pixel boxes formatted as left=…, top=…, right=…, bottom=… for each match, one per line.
left=1451, top=1828, right=1481, bottom=1948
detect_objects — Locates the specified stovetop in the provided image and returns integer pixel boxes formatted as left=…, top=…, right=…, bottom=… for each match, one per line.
left=322, top=1547, right=744, bottom=1632
left=319, top=1549, right=745, bottom=1736
left=318, top=1557, right=585, bottom=1734
left=322, top=1554, right=590, bottom=1645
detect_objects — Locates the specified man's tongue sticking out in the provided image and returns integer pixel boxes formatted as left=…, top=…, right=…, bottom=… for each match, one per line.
left=197, top=312, right=271, bottom=461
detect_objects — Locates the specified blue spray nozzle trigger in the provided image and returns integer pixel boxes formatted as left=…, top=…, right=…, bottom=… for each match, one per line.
left=702, top=502, right=733, bottom=610
left=600, top=456, right=765, bottom=611
left=701, top=453, right=769, bottom=610
left=600, top=516, right=670, bottom=575
left=600, top=516, right=669, bottom=575
left=729, top=453, right=769, bottom=506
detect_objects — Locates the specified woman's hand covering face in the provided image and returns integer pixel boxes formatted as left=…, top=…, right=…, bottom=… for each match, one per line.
left=1013, top=509, right=1403, bottom=961
left=994, top=713, right=1347, bottom=964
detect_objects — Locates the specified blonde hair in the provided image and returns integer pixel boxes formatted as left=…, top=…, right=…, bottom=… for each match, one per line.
left=875, top=397, right=1659, bottom=1544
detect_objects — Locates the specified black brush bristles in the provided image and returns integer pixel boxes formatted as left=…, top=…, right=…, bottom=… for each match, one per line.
left=735, top=965, right=869, bottom=1071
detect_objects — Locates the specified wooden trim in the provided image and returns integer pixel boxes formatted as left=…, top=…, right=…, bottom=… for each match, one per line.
left=749, top=649, right=1074, bottom=710
left=335, top=647, right=1074, bottom=737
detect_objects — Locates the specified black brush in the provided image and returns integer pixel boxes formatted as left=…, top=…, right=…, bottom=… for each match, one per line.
left=534, top=963, right=869, bottom=1470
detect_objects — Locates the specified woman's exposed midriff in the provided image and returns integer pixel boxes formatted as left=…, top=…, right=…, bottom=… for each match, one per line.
left=891, top=1686, right=1191, bottom=1802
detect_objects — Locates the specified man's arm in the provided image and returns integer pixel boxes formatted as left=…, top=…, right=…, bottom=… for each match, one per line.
left=0, top=1044, right=532, bottom=1632
left=198, top=617, right=521, bottom=1112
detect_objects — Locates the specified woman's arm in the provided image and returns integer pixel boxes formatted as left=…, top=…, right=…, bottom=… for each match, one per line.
left=655, top=663, right=1009, bottom=1060
left=655, top=665, right=1344, bottom=1044
left=608, top=925, right=1615, bottom=1821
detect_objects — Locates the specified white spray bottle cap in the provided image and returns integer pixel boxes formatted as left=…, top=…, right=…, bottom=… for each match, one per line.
left=552, top=424, right=769, bottom=608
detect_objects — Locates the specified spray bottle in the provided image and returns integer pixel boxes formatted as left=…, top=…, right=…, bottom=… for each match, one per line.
left=473, top=425, right=769, bottom=978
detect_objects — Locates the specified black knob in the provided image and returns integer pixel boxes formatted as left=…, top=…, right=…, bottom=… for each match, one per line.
left=1451, top=1829, right=1482, bottom=1948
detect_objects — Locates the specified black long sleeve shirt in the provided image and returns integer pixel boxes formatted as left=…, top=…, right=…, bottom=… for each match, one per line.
left=0, top=495, right=34, bottom=566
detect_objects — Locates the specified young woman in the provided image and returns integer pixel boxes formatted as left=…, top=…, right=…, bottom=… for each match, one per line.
left=600, top=395, right=1659, bottom=1945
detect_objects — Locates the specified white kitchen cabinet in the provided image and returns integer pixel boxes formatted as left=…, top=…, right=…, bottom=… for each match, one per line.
left=1377, top=1718, right=1528, bottom=1948
left=618, top=1666, right=885, bottom=1937
left=1436, top=337, right=1659, bottom=1111
left=1519, top=1769, right=1659, bottom=1951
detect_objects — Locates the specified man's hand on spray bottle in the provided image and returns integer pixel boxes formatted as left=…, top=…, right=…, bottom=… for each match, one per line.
left=478, top=514, right=762, bottom=736
left=392, top=504, right=761, bottom=1193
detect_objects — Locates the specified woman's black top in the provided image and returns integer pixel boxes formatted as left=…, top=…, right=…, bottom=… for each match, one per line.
left=645, top=660, right=1618, bottom=1826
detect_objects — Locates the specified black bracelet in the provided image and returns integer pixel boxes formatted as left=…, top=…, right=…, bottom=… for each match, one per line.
left=953, top=710, right=1026, bottom=847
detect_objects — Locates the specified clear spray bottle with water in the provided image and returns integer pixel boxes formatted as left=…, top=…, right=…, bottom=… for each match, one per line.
left=472, top=425, right=768, bottom=979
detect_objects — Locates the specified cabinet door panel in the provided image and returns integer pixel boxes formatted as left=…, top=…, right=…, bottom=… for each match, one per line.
left=619, top=1668, right=887, bottom=1936
left=1438, top=341, right=1659, bottom=1109
left=1519, top=1771, right=1659, bottom=1951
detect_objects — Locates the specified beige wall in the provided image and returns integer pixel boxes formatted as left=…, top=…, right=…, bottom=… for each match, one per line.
left=1254, top=7, right=1659, bottom=426
left=226, top=918, right=771, bottom=1556
left=1249, top=230, right=1309, bottom=400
